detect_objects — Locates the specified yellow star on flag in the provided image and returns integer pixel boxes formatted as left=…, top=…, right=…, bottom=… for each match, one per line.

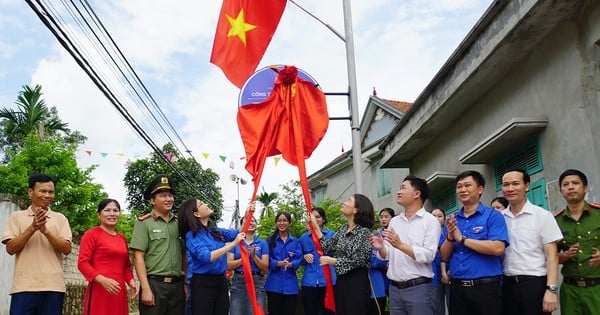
left=226, top=9, right=257, bottom=45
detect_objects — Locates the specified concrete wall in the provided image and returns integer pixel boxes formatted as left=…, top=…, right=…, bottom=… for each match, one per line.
left=314, top=160, right=409, bottom=216
left=0, top=195, right=21, bottom=315
left=0, top=195, right=87, bottom=315
left=411, top=3, right=600, bottom=208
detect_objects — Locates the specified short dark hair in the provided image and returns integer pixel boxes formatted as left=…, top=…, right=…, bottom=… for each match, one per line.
left=431, top=208, right=446, bottom=219
left=403, top=175, right=430, bottom=203
left=353, top=194, right=375, bottom=229
left=559, top=169, right=588, bottom=187
left=503, top=168, right=530, bottom=184
left=240, top=215, right=257, bottom=225
left=491, top=196, right=509, bottom=208
left=379, top=207, right=395, bottom=217
left=312, top=207, right=327, bottom=225
left=97, top=198, right=121, bottom=213
left=28, top=173, right=55, bottom=189
left=456, top=170, right=485, bottom=187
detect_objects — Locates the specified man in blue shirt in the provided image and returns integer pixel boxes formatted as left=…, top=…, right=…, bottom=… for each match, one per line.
left=440, top=170, right=509, bottom=315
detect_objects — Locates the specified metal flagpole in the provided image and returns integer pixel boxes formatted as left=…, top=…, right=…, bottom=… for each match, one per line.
left=342, top=0, right=363, bottom=193
left=289, top=0, right=364, bottom=193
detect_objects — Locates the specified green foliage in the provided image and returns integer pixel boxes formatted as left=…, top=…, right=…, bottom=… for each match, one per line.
left=316, top=197, right=345, bottom=232
left=0, top=135, right=107, bottom=242
left=0, top=84, right=85, bottom=161
left=115, top=213, right=135, bottom=242
left=256, top=189, right=278, bottom=220
left=123, top=143, right=223, bottom=225
left=256, top=181, right=345, bottom=240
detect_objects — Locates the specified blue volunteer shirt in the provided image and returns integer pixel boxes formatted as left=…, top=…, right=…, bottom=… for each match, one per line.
left=230, top=236, right=269, bottom=273
left=369, top=229, right=389, bottom=298
left=442, top=203, right=509, bottom=279
left=300, top=229, right=337, bottom=287
left=186, top=227, right=239, bottom=275
left=264, top=234, right=303, bottom=294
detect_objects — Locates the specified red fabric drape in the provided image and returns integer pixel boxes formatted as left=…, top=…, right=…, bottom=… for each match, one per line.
left=237, top=66, right=335, bottom=313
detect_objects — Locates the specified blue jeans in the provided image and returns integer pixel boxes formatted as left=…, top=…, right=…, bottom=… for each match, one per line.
left=229, top=273, right=266, bottom=315
left=433, top=283, right=449, bottom=315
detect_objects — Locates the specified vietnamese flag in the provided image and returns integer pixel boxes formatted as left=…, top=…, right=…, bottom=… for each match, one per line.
left=211, top=0, right=287, bottom=88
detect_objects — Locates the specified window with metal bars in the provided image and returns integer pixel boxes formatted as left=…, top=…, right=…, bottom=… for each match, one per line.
left=431, top=186, right=458, bottom=215
left=493, top=138, right=543, bottom=191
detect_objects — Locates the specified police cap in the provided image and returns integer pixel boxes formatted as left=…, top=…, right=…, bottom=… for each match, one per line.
left=144, top=174, right=173, bottom=200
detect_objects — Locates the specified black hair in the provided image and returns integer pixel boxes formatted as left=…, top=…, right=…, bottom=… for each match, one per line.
left=456, top=170, right=485, bottom=187
left=503, top=168, right=530, bottom=184
left=240, top=215, right=257, bottom=227
left=353, top=194, right=375, bottom=229
left=403, top=175, right=430, bottom=203
left=559, top=169, right=588, bottom=187
left=28, top=173, right=55, bottom=189
left=268, top=212, right=292, bottom=249
left=312, top=207, right=327, bottom=226
left=431, top=208, right=446, bottom=219
left=379, top=207, right=395, bottom=217
left=97, top=198, right=120, bottom=213
left=491, top=197, right=509, bottom=209
left=178, top=198, right=223, bottom=241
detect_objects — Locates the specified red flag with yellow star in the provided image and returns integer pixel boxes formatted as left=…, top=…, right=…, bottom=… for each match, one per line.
left=210, top=0, right=286, bottom=88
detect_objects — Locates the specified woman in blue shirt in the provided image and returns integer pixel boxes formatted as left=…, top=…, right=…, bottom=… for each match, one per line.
left=178, top=198, right=245, bottom=315
left=300, top=207, right=336, bottom=315
left=369, top=207, right=395, bottom=315
left=264, top=212, right=303, bottom=315
left=227, top=216, right=269, bottom=315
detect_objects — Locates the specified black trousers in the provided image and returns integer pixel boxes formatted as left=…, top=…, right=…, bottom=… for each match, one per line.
left=191, top=274, right=228, bottom=315
left=335, top=268, right=370, bottom=315
left=369, top=296, right=388, bottom=315
left=302, top=286, right=335, bottom=315
left=449, top=280, right=502, bottom=315
left=267, top=292, right=297, bottom=315
left=502, top=276, right=550, bottom=315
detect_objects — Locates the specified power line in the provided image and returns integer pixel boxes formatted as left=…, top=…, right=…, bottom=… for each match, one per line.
left=26, top=0, right=222, bottom=205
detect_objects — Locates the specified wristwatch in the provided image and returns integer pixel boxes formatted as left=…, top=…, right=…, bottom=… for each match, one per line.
left=546, top=285, right=558, bottom=293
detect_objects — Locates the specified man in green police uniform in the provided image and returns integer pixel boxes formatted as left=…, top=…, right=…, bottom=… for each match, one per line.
left=555, top=169, right=600, bottom=315
left=131, top=174, right=185, bottom=315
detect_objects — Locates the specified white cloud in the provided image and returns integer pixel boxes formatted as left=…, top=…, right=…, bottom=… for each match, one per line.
left=0, top=0, right=492, bottom=226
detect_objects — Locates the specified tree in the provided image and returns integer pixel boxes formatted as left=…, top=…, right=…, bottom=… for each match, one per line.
left=256, top=180, right=344, bottom=240
left=123, top=143, right=223, bottom=224
left=256, top=189, right=278, bottom=220
left=0, top=134, right=107, bottom=242
left=0, top=84, right=86, bottom=161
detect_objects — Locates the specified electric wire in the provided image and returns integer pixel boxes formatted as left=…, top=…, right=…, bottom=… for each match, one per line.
left=25, top=0, right=223, bottom=206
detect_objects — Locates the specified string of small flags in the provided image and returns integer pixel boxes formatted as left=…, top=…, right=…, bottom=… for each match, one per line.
left=77, top=149, right=283, bottom=168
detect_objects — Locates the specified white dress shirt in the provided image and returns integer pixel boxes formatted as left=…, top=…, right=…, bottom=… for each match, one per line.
left=502, top=200, right=563, bottom=276
left=382, top=208, right=441, bottom=282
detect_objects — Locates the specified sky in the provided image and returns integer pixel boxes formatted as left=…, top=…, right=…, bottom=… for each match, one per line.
left=0, top=0, right=491, bottom=226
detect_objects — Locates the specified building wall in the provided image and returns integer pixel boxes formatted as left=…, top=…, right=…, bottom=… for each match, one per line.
left=313, top=160, right=409, bottom=217
left=412, top=3, right=600, bottom=208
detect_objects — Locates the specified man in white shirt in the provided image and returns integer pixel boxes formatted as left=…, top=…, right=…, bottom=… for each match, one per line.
left=371, top=176, right=441, bottom=315
left=501, top=168, right=562, bottom=315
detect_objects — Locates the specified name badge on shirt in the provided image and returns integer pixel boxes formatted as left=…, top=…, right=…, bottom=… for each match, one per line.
left=152, top=229, right=163, bottom=233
